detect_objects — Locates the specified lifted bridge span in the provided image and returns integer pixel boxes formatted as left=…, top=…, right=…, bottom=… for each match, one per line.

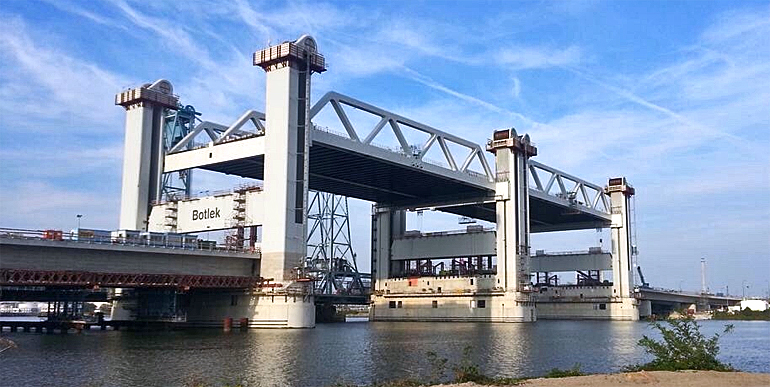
left=4, top=35, right=649, bottom=327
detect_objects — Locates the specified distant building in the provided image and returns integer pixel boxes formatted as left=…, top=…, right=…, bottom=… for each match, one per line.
left=0, top=302, right=43, bottom=315
left=728, top=299, right=769, bottom=312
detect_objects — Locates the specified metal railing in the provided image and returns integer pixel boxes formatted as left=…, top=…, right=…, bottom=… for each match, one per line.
left=533, top=248, right=609, bottom=256
left=398, top=226, right=494, bottom=239
left=151, top=184, right=263, bottom=205
left=0, top=228, right=260, bottom=256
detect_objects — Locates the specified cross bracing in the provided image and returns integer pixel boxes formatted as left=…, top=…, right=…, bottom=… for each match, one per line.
left=167, top=110, right=266, bottom=154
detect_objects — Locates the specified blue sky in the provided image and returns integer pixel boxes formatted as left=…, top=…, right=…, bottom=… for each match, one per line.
left=0, top=0, right=768, bottom=296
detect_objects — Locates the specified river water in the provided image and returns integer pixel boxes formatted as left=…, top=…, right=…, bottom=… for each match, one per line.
left=1, top=319, right=768, bottom=387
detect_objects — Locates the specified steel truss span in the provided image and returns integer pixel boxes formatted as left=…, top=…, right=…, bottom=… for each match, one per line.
left=0, top=269, right=265, bottom=289
left=164, top=91, right=612, bottom=230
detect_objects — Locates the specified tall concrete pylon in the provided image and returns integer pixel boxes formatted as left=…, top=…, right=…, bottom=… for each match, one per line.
left=115, top=80, right=178, bottom=231
left=253, top=36, right=326, bottom=283
left=606, top=177, right=640, bottom=319
left=487, top=128, right=537, bottom=321
left=371, top=207, right=406, bottom=292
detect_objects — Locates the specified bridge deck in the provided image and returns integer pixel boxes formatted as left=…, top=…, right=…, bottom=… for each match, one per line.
left=0, top=237, right=260, bottom=279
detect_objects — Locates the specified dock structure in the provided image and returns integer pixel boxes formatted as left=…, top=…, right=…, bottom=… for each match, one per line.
left=1, top=35, right=738, bottom=328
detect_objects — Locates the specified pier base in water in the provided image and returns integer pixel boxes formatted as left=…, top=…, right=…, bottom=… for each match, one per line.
left=370, top=292, right=536, bottom=322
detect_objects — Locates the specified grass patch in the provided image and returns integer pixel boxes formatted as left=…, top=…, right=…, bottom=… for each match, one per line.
left=543, top=364, right=584, bottom=378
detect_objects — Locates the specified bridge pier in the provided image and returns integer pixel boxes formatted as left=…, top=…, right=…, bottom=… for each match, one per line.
left=606, top=178, right=640, bottom=320
left=115, top=79, right=178, bottom=231
left=488, top=129, right=537, bottom=321
left=534, top=178, right=640, bottom=321
left=639, top=299, right=652, bottom=318
left=109, top=288, right=315, bottom=329
left=185, top=291, right=315, bottom=328
left=370, top=129, right=537, bottom=322
left=254, top=36, right=325, bottom=290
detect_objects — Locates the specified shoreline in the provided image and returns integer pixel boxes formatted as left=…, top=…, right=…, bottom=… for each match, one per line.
left=433, top=371, right=770, bottom=387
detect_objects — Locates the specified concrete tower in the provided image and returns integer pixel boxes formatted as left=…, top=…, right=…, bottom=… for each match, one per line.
left=253, top=36, right=326, bottom=283
left=371, top=207, right=406, bottom=292
left=487, top=128, right=537, bottom=322
left=115, top=80, right=178, bottom=231
left=605, top=177, right=639, bottom=319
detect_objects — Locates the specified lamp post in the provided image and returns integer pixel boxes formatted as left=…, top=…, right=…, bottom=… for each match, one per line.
left=76, top=214, right=83, bottom=230
left=679, top=280, right=684, bottom=292
left=742, top=280, right=749, bottom=299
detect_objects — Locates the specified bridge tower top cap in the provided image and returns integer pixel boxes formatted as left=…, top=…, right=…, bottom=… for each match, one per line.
left=253, top=34, right=326, bottom=73
left=114, top=79, right=178, bottom=110
left=486, top=127, right=537, bottom=156
left=605, top=177, right=635, bottom=196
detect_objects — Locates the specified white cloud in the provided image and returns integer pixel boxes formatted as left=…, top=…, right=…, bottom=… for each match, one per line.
left=496, top=45, right=582, bottom=69
left=0, top=15, right=129, bottom=132
left=0, top=181, right=119, bottom=230
left=110, top=0, right=218, bottom=71
left=511, top=77, right=521, bottom=98
left=0, top=144, right=123, bottom=178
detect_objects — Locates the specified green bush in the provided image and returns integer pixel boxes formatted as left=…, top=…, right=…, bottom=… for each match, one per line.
left=453, top=345, right=491, bottom=383
left=543, top=364, right=584, bottom=378
left=627, top=316, right=734, bottom=371
left=425, top=351, right=448, bottom=384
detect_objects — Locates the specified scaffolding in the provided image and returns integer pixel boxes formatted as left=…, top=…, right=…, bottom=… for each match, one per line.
left=224, top=184, right=262, bottom=250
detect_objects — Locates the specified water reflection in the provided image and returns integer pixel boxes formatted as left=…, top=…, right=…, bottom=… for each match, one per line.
left=2, top=320, right=767, bottom=387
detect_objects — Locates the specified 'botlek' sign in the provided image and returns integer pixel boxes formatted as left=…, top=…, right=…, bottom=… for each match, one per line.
left=192, top=208, right=221, bottom=221
left=146, top=190, right=266, bottom=233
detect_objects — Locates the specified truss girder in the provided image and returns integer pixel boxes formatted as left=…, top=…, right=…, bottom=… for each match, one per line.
left=0, top=269, right=263, bottom=289
left=309, top=92, right=495, bottom=182
left=528, top=160, right=611, bottom=218
left=168, top=110, right=266, bottom=153
left=159, top=91, right=612, bottom=225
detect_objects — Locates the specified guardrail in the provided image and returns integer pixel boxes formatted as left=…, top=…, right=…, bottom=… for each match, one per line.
left=151, top=184, right=263, bottom=205
left=638, top=286, right=736, bottom=299
left=0, top=228, right=260, bottom=256
left=534, top=249, right=609, bottom=256
left=398, top=227, right=495, bottom=239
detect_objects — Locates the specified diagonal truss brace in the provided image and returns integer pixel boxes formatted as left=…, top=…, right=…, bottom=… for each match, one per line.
left=310, top=92, right=495, bottom=182
left=168, top=110, right=266, bottom=153
left=529, top=160, right=611, bottom=215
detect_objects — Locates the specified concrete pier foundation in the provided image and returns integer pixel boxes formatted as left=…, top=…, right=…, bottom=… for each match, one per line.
left=185, top=291, right=315, bottom=328
left=534, top=285, right=639, bottom=320
left=109, top=289, right=315, bottom=328
left=369, top=129, right=539, bottom=322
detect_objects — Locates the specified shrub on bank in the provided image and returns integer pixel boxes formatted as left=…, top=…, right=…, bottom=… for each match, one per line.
left=625, top=316, right=734, bottom=372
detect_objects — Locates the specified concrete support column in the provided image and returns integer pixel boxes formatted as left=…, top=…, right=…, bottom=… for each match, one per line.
left=253, top=36, right=326, bottom=283
left=487, top=128, right=537, bottom=322
left=605, top=177, right=640, bottom=320
left=487, top=129, right=536, bottom=293
left=606, top=178, right=635, bottom=299
left=371, top=206, right=406, bottom=291
left=115, top=80, right=178, bottom=231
